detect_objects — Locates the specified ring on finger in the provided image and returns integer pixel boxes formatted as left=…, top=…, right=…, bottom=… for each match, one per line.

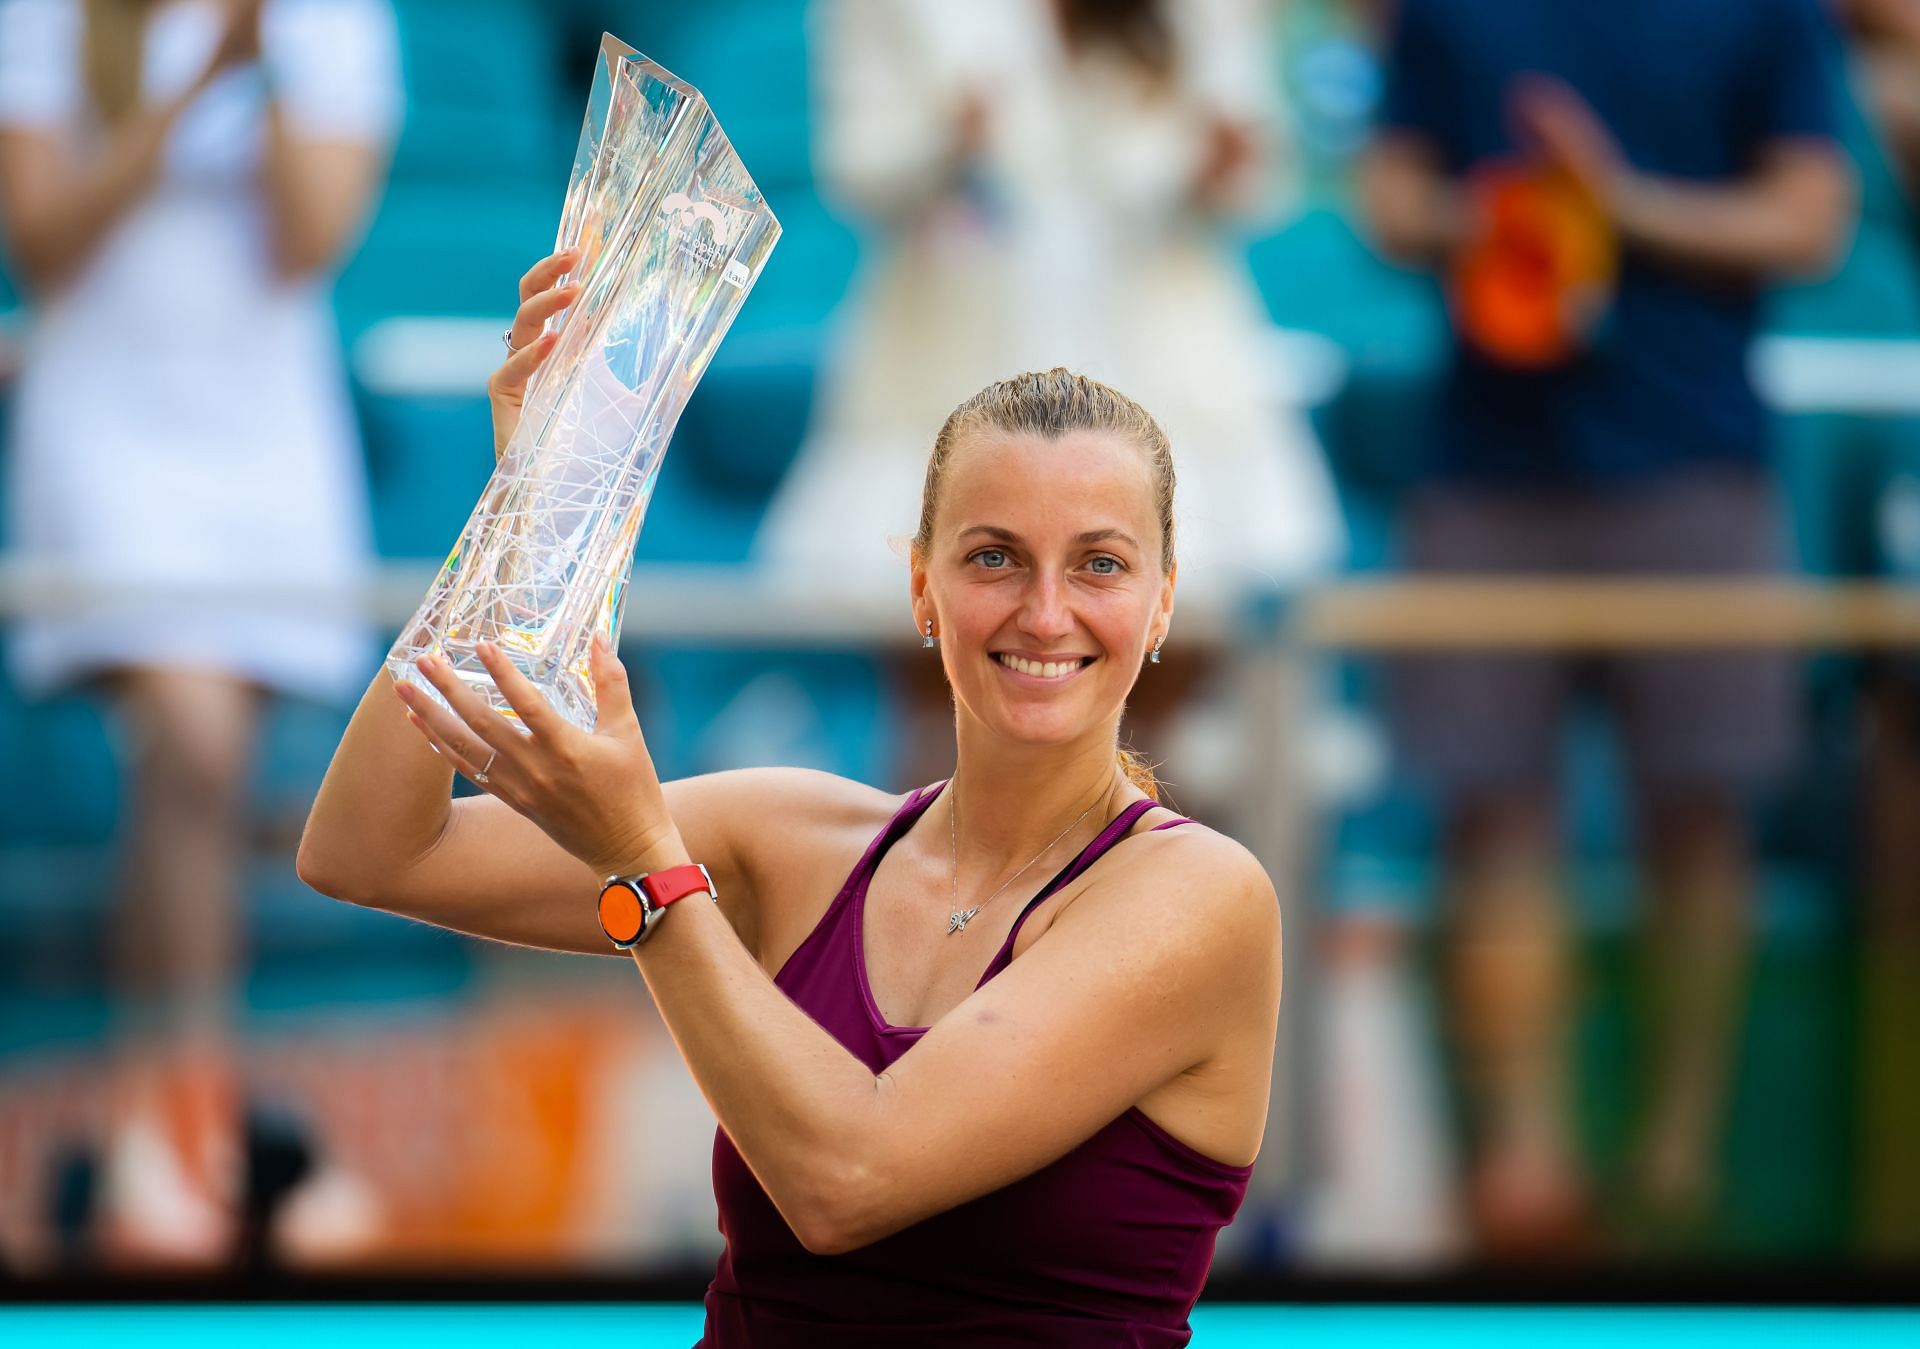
left=474, top=747, right=499, bottom=785
left=501, top=327, right=522, bottom=354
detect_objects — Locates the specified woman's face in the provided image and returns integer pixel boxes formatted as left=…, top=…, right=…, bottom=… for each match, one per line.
left=911, top=429, right=1175, bottom=751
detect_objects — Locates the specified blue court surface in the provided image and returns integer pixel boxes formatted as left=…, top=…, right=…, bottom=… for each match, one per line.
left=5, top=1305, right=1917, bottom=1347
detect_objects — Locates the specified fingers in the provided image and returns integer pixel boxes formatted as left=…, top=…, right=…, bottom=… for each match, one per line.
left=404, top=653, right=524, bottom=766
left=487, top=328, right=560, bottom=406
left=589, top=634, right=641, bottom=736
left=505, top=280, right=581, bottom=355
left=517, top=248, right=580, bottom=303
left=398, top=694, right=490, bottom=785
left=473, top=641, right=563, bottom=737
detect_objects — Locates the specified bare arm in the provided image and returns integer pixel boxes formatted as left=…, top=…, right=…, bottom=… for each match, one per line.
left=296, top=252, right=881, bottom=958
left=1515, top=76, right=1855, bottom=282
left=294, top=661, right=850, bottom=962
left=296, top=665, right=607, bottom=953
left=1358, top=131, right=1469, bottom=268
left=1608, top=143, right=1854, bottom=280
left=0, top=94, right=191, bottom=298
left=295, top=252, right=601, bottom=940
left=1363, top=89, right=1855, bottom=284
left=0, top=0, right=258, bottom=297
left=294, top=292, right=718, bottom=948
left=382, top=619, right=1281, bottom=1257
left=626, top=817, right=1279, bottom=1254
left=257, top=103, right=389, bottom=281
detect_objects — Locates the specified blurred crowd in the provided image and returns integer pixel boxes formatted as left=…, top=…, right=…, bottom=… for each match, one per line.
left=1, top=0, right=1918, bottom=1279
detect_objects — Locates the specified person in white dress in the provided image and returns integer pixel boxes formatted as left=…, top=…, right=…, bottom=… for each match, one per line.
left=0, top=0, right=399, bottom=1262
left=759, top=0, right=1345, bottom=606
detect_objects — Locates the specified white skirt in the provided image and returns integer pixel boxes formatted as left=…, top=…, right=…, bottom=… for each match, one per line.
left=5, top=202, right=374, bottom=703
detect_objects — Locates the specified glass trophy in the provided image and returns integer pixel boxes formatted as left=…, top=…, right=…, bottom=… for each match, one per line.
left=385, top=33, right=780, bottom=732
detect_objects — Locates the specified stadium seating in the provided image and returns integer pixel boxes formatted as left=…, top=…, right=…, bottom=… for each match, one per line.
left=0, top=0, right=1904, bottom=1075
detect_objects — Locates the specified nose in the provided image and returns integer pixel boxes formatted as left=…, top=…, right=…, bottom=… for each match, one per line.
left=1016, top=569, right=1075, bottom=646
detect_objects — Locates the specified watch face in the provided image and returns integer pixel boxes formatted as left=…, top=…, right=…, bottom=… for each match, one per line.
left=599, top=883, right=646, bottom=946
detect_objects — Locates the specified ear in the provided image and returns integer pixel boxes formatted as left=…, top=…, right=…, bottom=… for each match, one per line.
left=1155, top=562, right=1177, bottom=644
left=909, top=547, right=933, bottom=636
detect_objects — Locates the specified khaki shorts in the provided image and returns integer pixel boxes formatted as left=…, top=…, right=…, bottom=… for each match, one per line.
left=1387, top=466, right=1800, bottom=800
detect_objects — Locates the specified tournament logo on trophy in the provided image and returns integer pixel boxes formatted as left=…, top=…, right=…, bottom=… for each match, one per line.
left=386, top=35, right=781, bottom=732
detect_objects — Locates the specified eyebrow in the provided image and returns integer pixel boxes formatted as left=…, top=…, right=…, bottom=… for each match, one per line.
left=958, top=525, right=1141, bottom=549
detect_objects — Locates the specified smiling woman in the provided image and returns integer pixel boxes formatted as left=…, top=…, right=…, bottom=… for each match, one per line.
left=297, top=300, right=1282, bottom=1346
left=911, top=368, right=1179, bottom=798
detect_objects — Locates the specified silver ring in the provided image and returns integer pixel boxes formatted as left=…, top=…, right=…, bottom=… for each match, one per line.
left=501, top=327, right=521, bottom=354
left=474, top=747, right=499, bottom=785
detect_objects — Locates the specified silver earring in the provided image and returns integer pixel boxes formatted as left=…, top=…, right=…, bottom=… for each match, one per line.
left=923, top=620, right=937, bottom=649
left=1149, top=637, right=1163, bottom=664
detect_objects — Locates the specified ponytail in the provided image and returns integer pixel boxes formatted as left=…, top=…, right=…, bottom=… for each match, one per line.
left=1116, top=744, right=1158, bottom=800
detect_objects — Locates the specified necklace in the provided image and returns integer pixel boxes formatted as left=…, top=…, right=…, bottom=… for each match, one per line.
left=945, top=781, right=1105, bottom=936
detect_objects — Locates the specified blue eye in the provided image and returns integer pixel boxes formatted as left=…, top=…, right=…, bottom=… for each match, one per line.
left=972, top=548, right=1009, bottom=569
left=1088, top=555, right=1122, bottom=575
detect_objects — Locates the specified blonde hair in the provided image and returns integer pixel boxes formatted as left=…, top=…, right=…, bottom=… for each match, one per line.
left=914, top=368, right=1176, bottom=799
left=82, top=0, right=148, bottom=127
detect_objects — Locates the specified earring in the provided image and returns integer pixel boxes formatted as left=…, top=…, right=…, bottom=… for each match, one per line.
left=923, top=619, right=937, bottom=649
left=1149, top=636, right=1163, bottom=664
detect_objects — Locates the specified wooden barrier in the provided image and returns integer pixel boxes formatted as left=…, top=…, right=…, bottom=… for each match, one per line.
left=1297, top=578, right=1920, bottom=651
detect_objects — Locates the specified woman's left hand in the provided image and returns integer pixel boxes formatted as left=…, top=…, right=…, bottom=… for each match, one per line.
left=394, top=636, right=682, bottom=878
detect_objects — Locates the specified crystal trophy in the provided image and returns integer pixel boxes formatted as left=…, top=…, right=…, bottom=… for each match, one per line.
left=386, top=34, right=780, bottom=731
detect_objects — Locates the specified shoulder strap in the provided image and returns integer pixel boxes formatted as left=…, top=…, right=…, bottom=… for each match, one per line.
left=844, top=780, right=946, bottom=892
left=1038, top=798, right=1161, bottom=897
left=976, top=798, right=1163, bottom=986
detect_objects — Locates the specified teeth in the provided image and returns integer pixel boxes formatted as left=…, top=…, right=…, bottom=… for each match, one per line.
left=998, top=654, right=1084, bottom=679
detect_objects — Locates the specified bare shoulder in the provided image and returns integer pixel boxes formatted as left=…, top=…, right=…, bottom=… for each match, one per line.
left=1131, top=814, right=1278, bottom=906
left=1055, top=814, right=1281, bottom=982
left=672, top=763, right=876, bottom=810
left=665, top=767, right=906, bottom=963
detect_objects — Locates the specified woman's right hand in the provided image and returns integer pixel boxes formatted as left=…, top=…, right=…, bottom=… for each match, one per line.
left=488, top=250, right=581, bottom=461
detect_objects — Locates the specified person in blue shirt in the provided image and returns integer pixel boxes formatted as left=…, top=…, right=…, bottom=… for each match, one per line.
left=1360, top=0, right=1854, bottom=1253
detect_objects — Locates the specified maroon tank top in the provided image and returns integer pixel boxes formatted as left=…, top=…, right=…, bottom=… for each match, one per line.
left=700, top=782, right=1255, bottom=1347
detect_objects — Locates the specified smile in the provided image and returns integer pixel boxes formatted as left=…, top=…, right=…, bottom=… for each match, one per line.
left=994, top=653, right=1096, bottom=681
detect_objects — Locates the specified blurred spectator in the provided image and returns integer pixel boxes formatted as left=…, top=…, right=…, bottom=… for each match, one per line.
left=1838, top=0, right=1920, bottom=194
left=1356, top=0, right=1853, bottom=1256
left=758, top=0, right=1344, bottom=608
left=1833, top=0, right=1920, bottom=1257
left=0, top=0, right=398, bottom=1263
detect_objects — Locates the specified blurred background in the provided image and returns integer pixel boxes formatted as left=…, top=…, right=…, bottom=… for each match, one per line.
left=1, top=0, right=1918, bottom=1289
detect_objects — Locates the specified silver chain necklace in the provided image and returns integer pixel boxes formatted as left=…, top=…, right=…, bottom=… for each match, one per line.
left=945, top=781, right=1104, bottom=935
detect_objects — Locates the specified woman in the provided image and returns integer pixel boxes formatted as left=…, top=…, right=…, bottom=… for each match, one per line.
left=298, top=255, right=1282, bottom=1343
left=761, top=0, right=1343, bottom=605
left=0, top=0, right=397, bottom=1258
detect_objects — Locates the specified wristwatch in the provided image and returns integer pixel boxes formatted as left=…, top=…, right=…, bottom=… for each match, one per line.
left=598, top=863, right=717, bottom=949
